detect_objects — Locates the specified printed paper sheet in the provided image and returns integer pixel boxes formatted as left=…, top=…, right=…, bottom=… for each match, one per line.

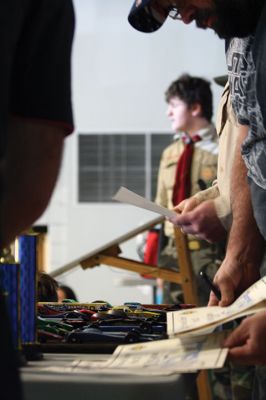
left=42, top=332, right=228, bottom=375
left=167, top=276, right=266, bottom=336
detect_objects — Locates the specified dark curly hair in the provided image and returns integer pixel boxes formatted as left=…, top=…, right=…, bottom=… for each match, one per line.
left=165, top=74, right=213, bottom=121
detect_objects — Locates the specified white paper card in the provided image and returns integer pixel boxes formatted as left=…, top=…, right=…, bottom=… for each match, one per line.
left=113, top=186, right=177, bottom=219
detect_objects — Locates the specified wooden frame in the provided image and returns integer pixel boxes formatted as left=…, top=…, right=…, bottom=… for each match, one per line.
left=51, top=216, right=211, bottom=400
left=51, top=217, right=195, bottom=304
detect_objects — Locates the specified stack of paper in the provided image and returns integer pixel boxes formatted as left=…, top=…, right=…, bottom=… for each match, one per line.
left=43, top=331, right=228, bottom=375
left=97, top=331, right=228, bottom=374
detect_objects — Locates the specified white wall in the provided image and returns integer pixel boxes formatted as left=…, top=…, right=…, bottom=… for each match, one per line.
left=37, top=0, right=227, bottom=304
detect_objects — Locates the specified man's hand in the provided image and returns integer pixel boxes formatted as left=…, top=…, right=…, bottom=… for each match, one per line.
left=223, top=311, right=266, bottom=365
left=208, top=255, right=261, bottom=306
left=175, top=197, right=200, bottom=213
left=169, top=199, right=227, bottom=243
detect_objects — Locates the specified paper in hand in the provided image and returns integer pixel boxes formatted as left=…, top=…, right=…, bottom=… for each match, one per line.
left=113, top=186, right=177, bottom=219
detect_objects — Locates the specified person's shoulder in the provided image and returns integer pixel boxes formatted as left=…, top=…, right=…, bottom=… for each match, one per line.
left=157, top=141, right=181, bottom=170
left=161, top=138, right=182, bottom=159
left=197, top=125, right=219, bottom=156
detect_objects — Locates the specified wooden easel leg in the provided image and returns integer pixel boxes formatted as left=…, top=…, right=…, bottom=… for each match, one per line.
left=197, top=370, right=212, bottom=400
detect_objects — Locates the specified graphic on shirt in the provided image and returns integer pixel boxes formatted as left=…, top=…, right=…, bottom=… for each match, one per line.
left=227, top=36, right=266, bottom=188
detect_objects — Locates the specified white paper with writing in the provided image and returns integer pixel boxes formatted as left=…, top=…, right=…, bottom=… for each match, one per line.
left=167, top=276, right=266, bottom=336
left=42, top=332, right=228, bottom=375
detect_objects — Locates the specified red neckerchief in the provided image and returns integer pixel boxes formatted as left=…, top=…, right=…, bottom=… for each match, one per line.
left=172, top=134, right=201, bottom=206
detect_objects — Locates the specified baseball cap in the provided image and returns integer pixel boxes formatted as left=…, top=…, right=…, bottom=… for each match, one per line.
left=128, top=0, right=167, bottom=33
left=213, top=75, right=228, bottom=87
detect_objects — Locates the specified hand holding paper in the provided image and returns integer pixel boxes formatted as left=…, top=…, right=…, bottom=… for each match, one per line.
left=167, top=276, right=266, bottom=336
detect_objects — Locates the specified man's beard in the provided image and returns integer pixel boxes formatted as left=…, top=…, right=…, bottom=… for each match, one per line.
left=195, top=0, right=264, bottom=39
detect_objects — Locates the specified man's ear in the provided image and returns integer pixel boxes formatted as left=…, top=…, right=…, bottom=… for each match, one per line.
left=191, top=103, right=202, bottom=117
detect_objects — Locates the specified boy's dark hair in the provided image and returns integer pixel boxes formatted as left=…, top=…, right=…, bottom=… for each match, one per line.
left=37, top=272, right=59, bottom=302
left=58, top=285, right=78, bottom=301
left=165, top=74, right=213, bottom=121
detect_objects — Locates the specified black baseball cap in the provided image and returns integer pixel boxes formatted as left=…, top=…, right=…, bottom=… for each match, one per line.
left=213, top=75, right=228, bottom=87
left=128, top=0, right=167, bottom=33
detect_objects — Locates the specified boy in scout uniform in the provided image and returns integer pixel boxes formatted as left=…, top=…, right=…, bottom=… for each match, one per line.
left=155, top=74, right=223, bottom=305
left=156, top=76, right=255, bottom=399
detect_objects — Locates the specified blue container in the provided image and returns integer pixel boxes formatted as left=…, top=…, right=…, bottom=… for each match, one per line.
left=18, top=235, right=38, bottom=344
left=0, top=263, right=20, bottom=348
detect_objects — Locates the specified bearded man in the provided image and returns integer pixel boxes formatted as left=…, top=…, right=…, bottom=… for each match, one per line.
left=128, top=0, right=266, bottom=376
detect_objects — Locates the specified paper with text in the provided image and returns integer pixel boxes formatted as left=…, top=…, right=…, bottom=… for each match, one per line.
left=167, top=276, right=266, bottom=336
left=113, top=186, right=177, bottom=219
left=42, top=332, right=228, bottom=375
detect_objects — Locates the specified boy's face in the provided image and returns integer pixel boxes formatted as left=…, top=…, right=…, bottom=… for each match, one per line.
left=167, top=97, right=195, bottom=133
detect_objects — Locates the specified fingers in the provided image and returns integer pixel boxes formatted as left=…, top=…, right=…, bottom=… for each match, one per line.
left=181, top=198, right=199, bottom=213
left=174, top=213, right=192, bottom=226
left=208, top=291, right=219, bottom=306
left=168, top=213, right=192, bottom=228
left=227, top=346, right=256, bottom=365
left=179, top=224, right=196, bottom=235
left=174, top=198, right=199, bottom=214
left=223, top=321, right=248, bottom=348
left=213, top=273, right=235, bottom=306
left=208, top=279, right=235, bottom=306
left=218, top=284, right=235, bottom=306
left=228, top=344, right=266, bottom=365
left=169, top=215, right=212, bottom=240
left=224, top=324, right=256, bottom=365
left=222, top=321, right=250, bottom=364
left=223, top=312, right=266, bottom=365
left=174, top=200, right=186, bottom=213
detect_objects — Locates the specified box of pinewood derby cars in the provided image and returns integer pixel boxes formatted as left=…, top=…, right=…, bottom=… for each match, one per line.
left=36, top=301, right=195, bottom=353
